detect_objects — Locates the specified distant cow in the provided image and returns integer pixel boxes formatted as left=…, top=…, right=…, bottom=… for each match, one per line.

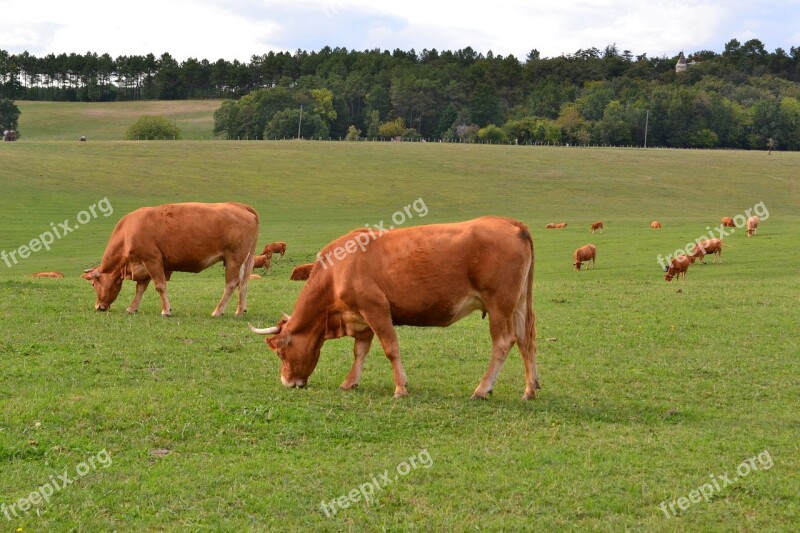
left=721, top=217, right=735, bottom=228
left=747, top=215, right=759, bottom=237
left=262, top=241, right=287, bottom=258
left=82, top=202, right=258, bottom=316
left=253, top=254, right=272, bottom=272
left=289, top=263, right=314, bottom=281
left=651, top=220, right=662, bottom=229
left=554, top=223, right=567, bottom=229
left=691, top=238, right=723, bottom=264
left=249, top=216, right=538, bottom=400
left=590, top=221, right=604, bottom=233
left=545, top=223, right=556, bottom=229
left=3, top=129, right=17, bottom=141
left=573, top=244, right=597, bottom=271
left=664, top=255, right=694, bottom=282
left=28, top=272, right=64, bottom=278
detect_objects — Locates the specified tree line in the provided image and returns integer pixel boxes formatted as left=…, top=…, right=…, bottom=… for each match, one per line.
left=2, top=38, right=800, bottom=149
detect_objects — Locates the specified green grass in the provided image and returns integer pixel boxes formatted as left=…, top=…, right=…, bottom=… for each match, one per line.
left=15, top=100, right=223, bottom=140
left=1, top=126, right=799, bottom=530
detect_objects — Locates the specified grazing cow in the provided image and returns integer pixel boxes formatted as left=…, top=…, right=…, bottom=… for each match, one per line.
left=590, top=221, right=604, bottom=233
left=664, top=255, right=694, bottom=281
left=249, top=216, right=538, bottom=400
left=545, top=223, right=556, bottom=229
left=721, top=217, right=735, bottom=228
left=573, top=244, right=597, bottom=271
left=651, top=220, right=662, bottom=229
left=28, top=272, right=64, bottom=278
left=747, top=215, right=759, bottom=237
left=554, top=223, right=567, bottom=229
left=262, top=241, right=287, bottom=258
left=253, top=254, right=272, bottom=272
left=82, top=202, right=258, bottom=316
left=691, top=238, right=723, bottom=264
left=289, top=263, right=315, bottom=281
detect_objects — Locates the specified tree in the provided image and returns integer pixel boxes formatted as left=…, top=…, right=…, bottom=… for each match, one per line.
left=378, top=117, right=406, bottom=138
left=0, top=98, right=20, bottom=132
left=126, top=115, right=181, bottom=140
left=345, top=125, right=361, bottom=141
left=264, top=108, right=328, bottom=139
left=477, top=124, right=508, bottom=143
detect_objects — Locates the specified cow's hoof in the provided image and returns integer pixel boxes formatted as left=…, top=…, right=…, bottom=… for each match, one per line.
left=339, top=383, right=358, bottom=391
left=393, top=390, right=408, bottom=399
left=126, top=308, right=138, bottom=314
left=161, top=313, right=171, bottom=318
left=522, top=392, right=537, bottom=401
left=470, top=393, right=488, bottom=401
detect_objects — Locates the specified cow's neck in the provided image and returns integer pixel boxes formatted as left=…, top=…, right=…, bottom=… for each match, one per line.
left=99, top=236, right=126, bottom=274
left=289, top=276, right=334, bottom=341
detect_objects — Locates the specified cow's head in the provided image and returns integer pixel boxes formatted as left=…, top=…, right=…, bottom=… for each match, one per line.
left=82, top=267, right=123, bottom=311
left=664, top=272, right=674, bottom=282
left=574, top=261, right=582, bottom=271
left=249, top=314, right=323, bottom=388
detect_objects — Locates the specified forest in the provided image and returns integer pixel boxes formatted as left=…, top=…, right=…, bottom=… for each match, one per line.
left=2, top=38, right=799, bottom=149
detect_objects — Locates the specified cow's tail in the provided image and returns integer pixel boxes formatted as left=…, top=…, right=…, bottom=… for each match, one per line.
left=512, top=221, right=538, bottom=394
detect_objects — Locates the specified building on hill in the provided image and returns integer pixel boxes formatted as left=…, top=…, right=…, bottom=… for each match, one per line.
left=675, top=51, right=698, bottom=74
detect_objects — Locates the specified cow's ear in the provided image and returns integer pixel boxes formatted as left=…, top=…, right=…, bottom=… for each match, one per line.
left=266, top=335, right=290, bottom=352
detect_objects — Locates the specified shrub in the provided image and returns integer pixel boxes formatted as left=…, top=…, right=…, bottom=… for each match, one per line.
left=345, top=125, right=362, bottom=141
left=126, top=115, right=182, bottom=140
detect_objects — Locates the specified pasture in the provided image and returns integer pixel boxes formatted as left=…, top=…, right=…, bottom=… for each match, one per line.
left=1, top=103, right=799, bottom=530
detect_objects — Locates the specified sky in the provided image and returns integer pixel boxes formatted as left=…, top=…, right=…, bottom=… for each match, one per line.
left=2, top=0, right=799, bottom=62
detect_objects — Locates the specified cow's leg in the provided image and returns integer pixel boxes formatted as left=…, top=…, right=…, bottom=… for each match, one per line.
left=472, top=307, right=516, bottom=400
left=213, top=256, right=246, bottom=317
left=360, top=308, right=407, bottom=398
left=143, top=262, right=171, bottom=316
left=127, top=279, right=150, bottom=313
left=340, top=331, right=374, bottom=390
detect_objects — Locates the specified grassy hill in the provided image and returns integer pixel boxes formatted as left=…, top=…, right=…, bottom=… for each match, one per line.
left=1, top=108, right=799, bottom=530
left=15, top=100, right=223, bottom=140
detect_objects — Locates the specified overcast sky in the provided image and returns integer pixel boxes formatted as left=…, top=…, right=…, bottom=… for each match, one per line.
left=2, top=0, right=798, bottom=62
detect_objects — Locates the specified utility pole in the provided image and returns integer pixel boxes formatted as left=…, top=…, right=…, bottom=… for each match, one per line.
left=644, top=109, right=649, bottom=148
left=297, top=104, right=303, bottom=139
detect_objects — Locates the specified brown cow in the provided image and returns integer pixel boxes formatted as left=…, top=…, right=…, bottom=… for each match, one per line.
left=747, top=215, right=759, bottom=237
left=249, top=216, right=538, bottom=400
left=590, top=221, right=604, bottom=233
left=573, top=244, right=597, bottom=271
left=82, top=202, right=258, bottom=316
left=691, top=238, right=723, bottom=264
left=262, top=241, right=287, bottom=258
left=664, top=255, right=694, bottom=281
left=651, top=220, right=662, bottom=229
left=545, top=223, right=556, bottom=229
left=28, top=272, right=64, bottom=278
left=721, top=217, right=735, bottom=228
left=253, top=254, right=272, bottom=272
left=289, top=263, right=315, bottom=281
left=554, top=223, right=567, bottom=229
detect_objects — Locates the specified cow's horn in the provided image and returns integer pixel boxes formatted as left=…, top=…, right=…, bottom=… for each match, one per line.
left=248, top=323, right=281, bottom=335
left=83, top=268, right=94, bottom=273
left=282, top=312, right=291, bottom=321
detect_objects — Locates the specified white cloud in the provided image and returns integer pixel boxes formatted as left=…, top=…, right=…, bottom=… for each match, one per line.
left=0, top=0, right=797, bottom=61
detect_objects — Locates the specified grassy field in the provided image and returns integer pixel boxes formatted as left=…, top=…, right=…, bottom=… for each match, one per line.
left=15, top=100, right=223, bottom=140
left=1, top=105, right=799, bottom=530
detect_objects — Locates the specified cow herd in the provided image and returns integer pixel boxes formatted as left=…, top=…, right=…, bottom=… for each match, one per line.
left=24, top=201, right=766, bottom=400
